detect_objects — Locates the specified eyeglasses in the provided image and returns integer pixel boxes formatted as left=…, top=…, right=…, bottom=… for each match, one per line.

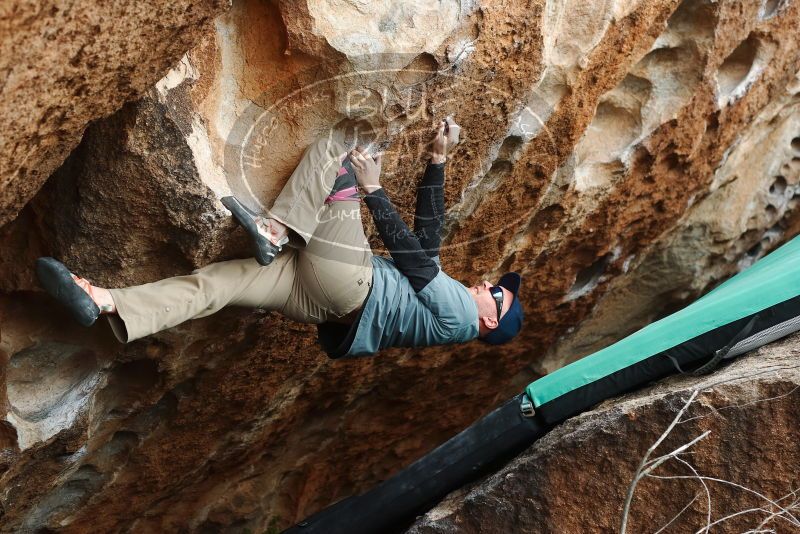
left=490, top=286, right=504, bottom=320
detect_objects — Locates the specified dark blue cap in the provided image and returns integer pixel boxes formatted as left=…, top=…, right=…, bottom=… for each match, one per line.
left=481, top=272, right=524, bottom=345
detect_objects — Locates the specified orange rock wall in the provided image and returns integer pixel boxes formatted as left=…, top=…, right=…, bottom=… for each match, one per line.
left=0, top=0, right=230, bottom=226
left=1, top=0, right=799, bottom=531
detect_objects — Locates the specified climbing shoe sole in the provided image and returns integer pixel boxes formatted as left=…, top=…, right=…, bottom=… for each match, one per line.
left=35, top=257, right=100, bottom=327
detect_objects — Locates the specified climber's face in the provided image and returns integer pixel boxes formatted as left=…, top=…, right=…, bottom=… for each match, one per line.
left=467, top=280, right=513, bottom=332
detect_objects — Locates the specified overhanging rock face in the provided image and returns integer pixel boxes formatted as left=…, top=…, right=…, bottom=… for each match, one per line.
left=1, top=0, right=800, bottom=531
left=408, top=334, right=800, bottom=534
left=0, top=0, right=230, bottom=227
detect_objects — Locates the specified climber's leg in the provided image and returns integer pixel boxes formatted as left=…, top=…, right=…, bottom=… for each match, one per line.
left=286, top=197, right=373, bottom=321
left=266, top=128, right=352, bottom=247
left=106, top=251, right=304, bottom=342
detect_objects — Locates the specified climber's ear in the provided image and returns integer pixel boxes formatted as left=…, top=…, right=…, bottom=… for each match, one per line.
left=481, top=315, right=498, bottom=330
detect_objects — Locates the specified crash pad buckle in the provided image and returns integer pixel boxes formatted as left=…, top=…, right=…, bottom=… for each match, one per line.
left=691, top=314, right=760, bottom=376
left=520, top=394, right=536, bottom=418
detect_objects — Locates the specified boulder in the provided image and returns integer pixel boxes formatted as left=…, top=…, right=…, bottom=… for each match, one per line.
left=0, top=0, right=230, bottom=226
left=1, top=0, right=800, bottom=531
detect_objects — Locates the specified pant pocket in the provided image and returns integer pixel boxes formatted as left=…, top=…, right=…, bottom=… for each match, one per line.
left=305, top=258, right=370, bottom=317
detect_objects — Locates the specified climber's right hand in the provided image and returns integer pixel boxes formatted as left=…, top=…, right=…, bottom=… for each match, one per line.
left=350, top=146, right=383, bottom=194
left=431, top=116, right=460, bottom=164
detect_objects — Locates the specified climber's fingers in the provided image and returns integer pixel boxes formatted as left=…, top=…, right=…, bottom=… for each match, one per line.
left=355, top=146, right=375, bottom=163
left=436, top=121, right=446, bottom=141
left=350, top=148, right=368, bottom=170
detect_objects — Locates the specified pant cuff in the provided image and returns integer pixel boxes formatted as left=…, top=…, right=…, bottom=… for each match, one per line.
left=107, top=288, right=152, bottom=343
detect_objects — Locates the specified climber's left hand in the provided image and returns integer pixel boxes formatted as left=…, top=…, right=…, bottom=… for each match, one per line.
left=350, top=146, right=383, bottom=194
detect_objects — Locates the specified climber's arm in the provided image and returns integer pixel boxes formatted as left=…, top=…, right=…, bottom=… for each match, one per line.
left=413, top=118, right=459, bottom=264
left=363, top=188, right=439, bottom=292
left=413, top=162, right=445, bottom=262
left=350, top=147, right=439, bottom=292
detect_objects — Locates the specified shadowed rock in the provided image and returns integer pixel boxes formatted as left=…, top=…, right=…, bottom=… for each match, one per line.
left=0, top=0, right=230, bottom=226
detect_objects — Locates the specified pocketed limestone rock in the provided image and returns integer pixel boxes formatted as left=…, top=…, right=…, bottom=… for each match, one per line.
left=0, top=0, right=230, bottom=226
left=1, top=0, right=800, bottom=531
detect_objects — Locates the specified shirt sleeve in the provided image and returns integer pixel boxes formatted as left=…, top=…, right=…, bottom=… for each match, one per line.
left=413, top=162, right=445, bottom=259
left=363, top=187, right=439, bottom=293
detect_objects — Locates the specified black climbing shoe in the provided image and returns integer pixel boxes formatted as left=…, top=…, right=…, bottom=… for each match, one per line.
left=331, top=157, right=357, bottom=193
left=35, top=257, right=100, bottom=327
left=221, top=196, right=288, bottom=266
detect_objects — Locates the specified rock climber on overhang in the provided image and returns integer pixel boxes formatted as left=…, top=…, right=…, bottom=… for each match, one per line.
left=35, top=118, right=524, bottom=356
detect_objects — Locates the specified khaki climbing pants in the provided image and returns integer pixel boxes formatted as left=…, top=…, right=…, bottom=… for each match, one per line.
left=107, top=131, right=373, bottom=343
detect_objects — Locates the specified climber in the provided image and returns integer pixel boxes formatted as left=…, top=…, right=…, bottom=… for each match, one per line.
left=35, top=118, right=524, bottom=356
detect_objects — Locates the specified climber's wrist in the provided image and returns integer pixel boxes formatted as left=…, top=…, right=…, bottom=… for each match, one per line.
left=361, top=183, right=383, bottom=194
left=430, top=152, right=446, bottom=164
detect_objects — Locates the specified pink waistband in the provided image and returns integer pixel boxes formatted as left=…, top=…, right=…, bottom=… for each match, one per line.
left=325, top=186, right=360, bottom=204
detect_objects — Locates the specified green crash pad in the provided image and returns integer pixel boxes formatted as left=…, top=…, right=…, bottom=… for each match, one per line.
left=526, top=233, right=800, bottom=408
